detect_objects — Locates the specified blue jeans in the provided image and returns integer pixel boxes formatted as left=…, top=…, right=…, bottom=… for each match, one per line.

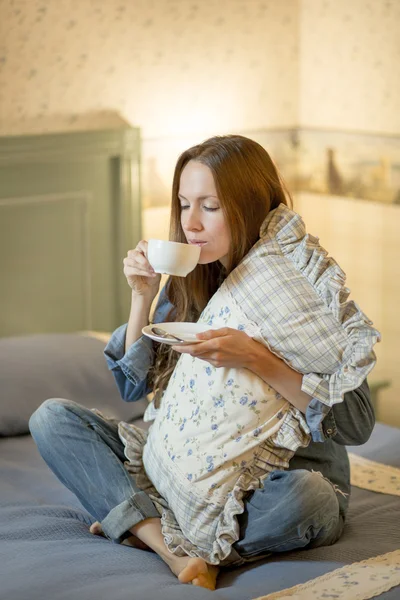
left=29, top=399, right=344, bottom=566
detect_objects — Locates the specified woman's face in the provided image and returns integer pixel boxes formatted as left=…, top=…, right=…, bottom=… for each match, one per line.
left=178, top=160, right=231, bottom=268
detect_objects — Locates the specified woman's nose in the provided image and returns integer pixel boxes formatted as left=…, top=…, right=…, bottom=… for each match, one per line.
left=183, top=209, right=203, bottom=231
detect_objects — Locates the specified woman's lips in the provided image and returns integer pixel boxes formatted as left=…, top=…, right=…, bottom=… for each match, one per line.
left=188, top=241, right=207, bottom=246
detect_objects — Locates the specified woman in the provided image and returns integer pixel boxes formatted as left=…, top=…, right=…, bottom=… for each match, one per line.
left=29, top=135, right=376, bottom=591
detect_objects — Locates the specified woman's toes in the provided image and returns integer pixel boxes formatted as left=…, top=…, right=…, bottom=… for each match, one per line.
left=89, top=521, right=104, bottom=536
left=178, top=558, right=218, bottom=590
left=178, top=558, right=207, bottom=583
left=192, top=574, right=213, bottom=589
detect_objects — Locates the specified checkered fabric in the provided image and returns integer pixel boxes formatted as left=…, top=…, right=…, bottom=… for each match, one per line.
left=226, top=204, right=381, bottom=406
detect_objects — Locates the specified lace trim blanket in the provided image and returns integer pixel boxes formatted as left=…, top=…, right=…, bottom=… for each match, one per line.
left=253, top=456, right=400, bottom=600
left=254, top=549, right=400, bottom=600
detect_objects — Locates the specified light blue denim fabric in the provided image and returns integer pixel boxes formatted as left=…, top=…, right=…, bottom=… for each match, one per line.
left=103, top=287, right=172, bottom=402
left=29, top=398, right=344, bottom=564
left=29, top=399, right=160, bottom=542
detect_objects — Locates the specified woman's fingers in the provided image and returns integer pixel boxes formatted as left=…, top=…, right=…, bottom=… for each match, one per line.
left=172, top=344, right=221, bottom=367
left=124, top=266, right=156, bottom=279
left=122, top=240, right=161, bottom=295
left=124, top=255, right=155, bottom=274
left=125, top=251, right=152, bottom=269
left=196, top=328, right=231, bottom=340
left=123, top=258, right=153, bottom=272
left=172, top=329, right=254, bottom=369
left=128, top=240, right=148, bottom=258
left=127, top=248, right=147, bottom=261
left=123, top=251, right=156, bottom=278
left=172, top=341, right=215, bottom=356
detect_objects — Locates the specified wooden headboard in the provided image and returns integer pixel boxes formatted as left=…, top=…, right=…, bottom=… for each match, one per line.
left=0, top=127, right=141, bottom=337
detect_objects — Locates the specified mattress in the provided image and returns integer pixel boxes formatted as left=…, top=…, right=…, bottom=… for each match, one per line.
left=1, top=422, right=399, bottom=600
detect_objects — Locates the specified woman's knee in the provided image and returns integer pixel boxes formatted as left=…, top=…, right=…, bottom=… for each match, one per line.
left=29, top=398, right=75, bottom=438
left=289, top=470, right=343, bottom=547
left=236, top=469, right=341, bottom=556
left=291, top=469, right=338, bottom=498
left=268, top=469, right=339, bottom=520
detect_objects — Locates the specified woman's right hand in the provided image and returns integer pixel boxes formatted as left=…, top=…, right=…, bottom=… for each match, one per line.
left=123, top=240, right=161, bottom=299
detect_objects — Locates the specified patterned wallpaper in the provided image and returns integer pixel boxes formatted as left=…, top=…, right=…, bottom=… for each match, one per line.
left=1, top=0, right=399, bottom=137
left=1, top=0, right=399, bottom=422
left=0, top=0, right=299, bottom=138
left=300, top=0, right=400, bottom=134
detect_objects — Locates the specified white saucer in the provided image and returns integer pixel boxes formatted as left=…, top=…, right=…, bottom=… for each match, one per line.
left=142, top=322, right=211, bottom=345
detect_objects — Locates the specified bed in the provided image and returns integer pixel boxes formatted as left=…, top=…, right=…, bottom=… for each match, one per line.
left=1, top=332, right=399, bottom=600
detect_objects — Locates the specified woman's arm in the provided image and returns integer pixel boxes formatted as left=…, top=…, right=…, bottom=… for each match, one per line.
left=122, top=240, right=162, bottom=352
left=104, top=322, right=155, bottom=403
left=248, top=341, right=375, bottom=445
left=175, top=327, right=312, bottom=413
left=105, top=286, right=172, bottom=402
left=174, top=327, right=375, bottom=445
left=248, top=342, right=375, bottom=446
left=105, top=240, right=165, bottom=402
left=247, top=341, right=312, bottom=413
left=125, top=292, right=154, bottom=353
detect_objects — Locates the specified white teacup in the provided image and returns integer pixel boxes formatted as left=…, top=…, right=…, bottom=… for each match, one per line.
left=147, top=239, right=201, bottom=277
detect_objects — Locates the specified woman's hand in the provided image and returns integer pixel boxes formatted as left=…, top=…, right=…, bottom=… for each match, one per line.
left=173, top=327, right=312, bottom=413
left=123, top=240, right=161, bottom=299
left=172, top=327, right=260, bottom=369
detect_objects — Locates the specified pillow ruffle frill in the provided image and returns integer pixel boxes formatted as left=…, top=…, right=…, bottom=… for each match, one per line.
left=225, top=204, right=380, bottom=408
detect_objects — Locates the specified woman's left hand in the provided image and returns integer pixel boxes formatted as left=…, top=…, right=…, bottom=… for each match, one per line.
left=172, top=327, right=261, bottom=369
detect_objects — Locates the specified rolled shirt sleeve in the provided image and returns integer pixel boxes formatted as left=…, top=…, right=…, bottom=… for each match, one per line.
left=305, top=379, right=374, bottom=445
left=104, top=323, right=155, bottom=387
left=104, top=285, right=174, bottom=403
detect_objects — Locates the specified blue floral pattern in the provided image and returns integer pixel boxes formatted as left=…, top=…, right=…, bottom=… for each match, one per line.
left=148, top=285, right=310, bottom=501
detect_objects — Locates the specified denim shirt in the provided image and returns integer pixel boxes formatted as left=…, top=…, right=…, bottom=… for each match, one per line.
left=104, top=287, right=375, bottom=516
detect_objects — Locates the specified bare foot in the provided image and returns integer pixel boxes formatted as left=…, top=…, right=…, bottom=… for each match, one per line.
left=89, top=521, right=104, bottom=536
left=89, top=521, right=151, bottom=552
left=128, top=518, right=219, bottom=589
left=165, top=555, right=219, bottom=591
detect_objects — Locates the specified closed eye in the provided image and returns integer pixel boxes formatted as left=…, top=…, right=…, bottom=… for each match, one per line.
left=180, top=205, right=219, bottom=212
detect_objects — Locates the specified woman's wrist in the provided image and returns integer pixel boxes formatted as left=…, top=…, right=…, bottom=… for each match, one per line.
left=130, top=290, right=155, bottom=310
left=125, top=292, right=155, bottom=353
left=246, top=339, right=282, bottom=383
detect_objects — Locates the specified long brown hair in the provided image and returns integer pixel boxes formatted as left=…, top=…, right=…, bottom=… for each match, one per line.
left=150, top=134, right=292, bottom=405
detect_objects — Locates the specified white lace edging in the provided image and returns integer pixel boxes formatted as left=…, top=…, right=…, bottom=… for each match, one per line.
left=252, top=549, right=400, bottom=600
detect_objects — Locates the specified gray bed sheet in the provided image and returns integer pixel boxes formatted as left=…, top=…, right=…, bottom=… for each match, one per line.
left=1, top=423, right=399, bottom=600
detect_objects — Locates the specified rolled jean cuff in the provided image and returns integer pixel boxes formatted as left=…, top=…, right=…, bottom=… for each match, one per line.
left=101, top=491, right=160, bottom=542
left=217, top=546, right=242, bottom=567
left=227, top=549, right=272, bottom=568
